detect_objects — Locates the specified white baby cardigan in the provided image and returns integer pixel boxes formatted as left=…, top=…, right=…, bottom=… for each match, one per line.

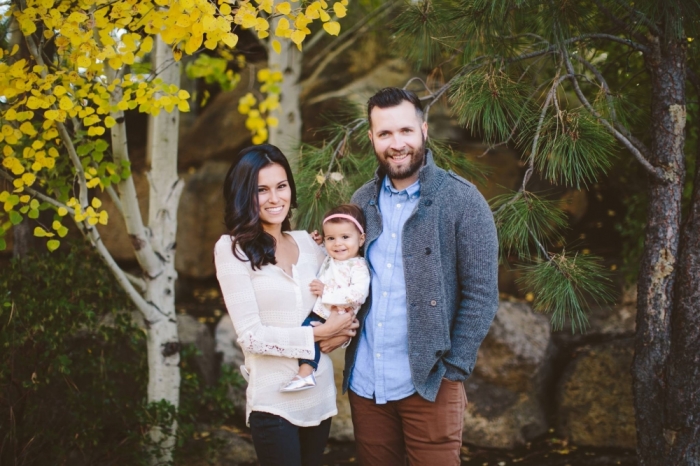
left=311, top=256, right=370, bottom=319
left=214, top=231, right=338, bottom=427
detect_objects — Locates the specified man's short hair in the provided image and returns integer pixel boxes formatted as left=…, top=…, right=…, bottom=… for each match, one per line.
left=367, top=88, right=424, bottom=127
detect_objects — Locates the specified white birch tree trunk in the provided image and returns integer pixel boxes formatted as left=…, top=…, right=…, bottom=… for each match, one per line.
left=143, top=36, right=185, bottom=464
left=268, top=2, right=303, bottom=169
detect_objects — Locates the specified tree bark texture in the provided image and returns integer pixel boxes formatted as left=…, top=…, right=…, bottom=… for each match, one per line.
left=633, top=38, right=691, bottom=465
left=143, top=37, right=184, bottom=464
left=665, top=89, right=700, bottom=464
left=268, top=4, right=303, bottom=170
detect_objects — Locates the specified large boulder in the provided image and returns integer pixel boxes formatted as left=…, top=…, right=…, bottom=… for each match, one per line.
left=328, top=347, right=353, bottom=441
left=178, top=313, right=218, bottom=386
left=96, top=172, right=149, bottom=262
left=215, top=316, right=247, bottom=414
left=177, top=72, right=253, bottom=170
left=462, top=300, right=552, bottom=449
left=175, top=160, right=230, bottom=279
left=556, top=338, right=636, bottom=449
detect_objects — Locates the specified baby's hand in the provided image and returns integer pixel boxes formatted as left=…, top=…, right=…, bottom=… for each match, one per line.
left=309, top=279, right=325, bottom=296
left=310, top=230, right=323, bottom=245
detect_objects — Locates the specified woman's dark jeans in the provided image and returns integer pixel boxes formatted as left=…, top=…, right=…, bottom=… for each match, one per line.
left=249, top=411, right=332, bottom=466
left=299, top=313, right=325, bottom=370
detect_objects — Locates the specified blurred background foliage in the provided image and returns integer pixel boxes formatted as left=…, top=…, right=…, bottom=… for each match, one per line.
left=0, top=241, right=239, bottom=465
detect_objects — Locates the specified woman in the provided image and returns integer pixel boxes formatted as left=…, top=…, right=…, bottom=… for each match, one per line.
left=214, top=144, right=358, bottom=466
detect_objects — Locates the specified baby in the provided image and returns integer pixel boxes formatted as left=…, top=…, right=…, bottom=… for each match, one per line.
left=281, top=204, right=370, bottom=392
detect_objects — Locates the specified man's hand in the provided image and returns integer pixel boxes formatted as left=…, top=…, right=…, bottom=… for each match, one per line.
left=309, top=279, right=325, bottom=297
left=310, top=230, right=323, bottom=245
left=320, top=335, right=351, bottom=353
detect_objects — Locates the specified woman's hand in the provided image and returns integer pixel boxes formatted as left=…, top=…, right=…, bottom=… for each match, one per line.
left=312, top=311, right=358, bottom=342
left=309, top=279, right=325, bottom=297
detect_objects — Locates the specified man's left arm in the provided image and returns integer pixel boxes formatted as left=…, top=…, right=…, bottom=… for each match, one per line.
left=443, top=187, right=499, bottom=381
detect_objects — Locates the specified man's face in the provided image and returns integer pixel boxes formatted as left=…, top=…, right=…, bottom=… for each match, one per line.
left=368, top=100, right=428, bottom=182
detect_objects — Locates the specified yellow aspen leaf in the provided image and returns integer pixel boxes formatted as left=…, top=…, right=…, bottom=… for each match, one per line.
left=22, top=173, right=36, bottom=186
left=220, top=3, right=232, bottom=14
left=275, top=2, right=291, bottom=14
left=13, top=179, right=24, bottom=189
left=204, top=38, right=218, bottom=50
left=11, top=44, right=19, bottom=55
left=44, top=109, right=59, bottom=121
left=86, top=178, right=101, bottom=188
left=87, top=126, right=105, bottom=136
left=26, top=96, right=43, bottom=110
left=58, top=207, right=68, bottom=216
left=87, top=216, right=99, bottom=226
left=91, top=197, right=102, bottom=208
left=34, top=227, right=48, bottom=237
left=323, top=21, right=340, bottom=36
left=5, top=109, right=17, bottom=121
left=320, top=10, right=330, bottom=21
left=83, top=115, right=100, bottom=126
left=185, top=33, right=203, bottom=54
left=140, top=36, right=154, bottom=54
left=107, top=56, right=122, bottom=69
left=258, top=30, right=269, bottom=39
left=178, top=100, right=190, bottom=112
left=266, top=116, right=278, bottom=127
left=20, top=19, right=37, bottom=35
left=31, top=161, right=42, bottom=171
left=333, top=2, right=347, bottom=17
left=77, top=55, right=91, bottom=68
left=53, top=85, right=67, bottom=96
left=291, top=29, right=306, bottom=45
left=173, top=49, right=183, bottom=62
left=275, top=18, right=290, bottom=36
left=20, top=122, right=38, bottom=136
left=52, top=220, right=62, bottom=230
left=341, top=0, right=348, bottom=5
left=47, top=239, right=60, bottom=251
left=59, top=96, right=74, bottom=110
left=57, top=226, right=69, bottom=237
left=98, top=211, right=109, bottom=225
left=272, top=39, right=282, bottom=54
left=222, top=33, right=239, bottom=48
left=104, top=116, right=117, bottom=128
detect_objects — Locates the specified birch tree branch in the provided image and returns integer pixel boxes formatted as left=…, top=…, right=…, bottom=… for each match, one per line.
left=105, top=64, right=162, bottom=277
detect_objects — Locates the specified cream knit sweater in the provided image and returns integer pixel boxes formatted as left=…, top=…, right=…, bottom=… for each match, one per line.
left=215, top=231, right=338, bottom=427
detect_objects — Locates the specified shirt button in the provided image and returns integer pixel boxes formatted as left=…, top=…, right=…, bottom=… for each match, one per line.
left=430, top=300, right=437, bottom=306
left=396, top=204, right=402, bottom=208
left=382, top=292, right=387, bottom=297
left=376, top=353, right=381, bottom=358
left=378, top=322, right=383, bottom=327
left=387, top=263, right=392, bottom=268
left=391, top=233, right=396, bottom=238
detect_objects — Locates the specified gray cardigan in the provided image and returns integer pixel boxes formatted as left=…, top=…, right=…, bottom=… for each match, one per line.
left=344, top=151, right=499, bottom=402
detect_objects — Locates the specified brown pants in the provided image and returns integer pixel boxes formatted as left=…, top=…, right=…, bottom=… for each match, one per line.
left=349, top=379, right=467, bottom=466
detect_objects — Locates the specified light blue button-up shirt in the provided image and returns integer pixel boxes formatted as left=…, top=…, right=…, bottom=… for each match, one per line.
left=349, top=176, right=421, bottom=404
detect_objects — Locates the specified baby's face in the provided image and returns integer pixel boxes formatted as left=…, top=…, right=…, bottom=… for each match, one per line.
left=323, top=220, right=365, bottom=261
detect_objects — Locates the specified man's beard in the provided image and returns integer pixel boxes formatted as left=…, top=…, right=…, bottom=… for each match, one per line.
left=374, top=136, right=426, bottom=181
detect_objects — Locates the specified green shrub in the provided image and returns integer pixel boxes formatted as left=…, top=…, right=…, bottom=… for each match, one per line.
left=0, top=241, right=239, bottom=465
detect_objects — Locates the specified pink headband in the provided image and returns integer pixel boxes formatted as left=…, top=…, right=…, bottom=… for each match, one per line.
left=323, top=214, right=365, bottom=234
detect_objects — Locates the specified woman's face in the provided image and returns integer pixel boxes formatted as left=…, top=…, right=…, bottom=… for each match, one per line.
left=257, top=163, right=291, bottom=232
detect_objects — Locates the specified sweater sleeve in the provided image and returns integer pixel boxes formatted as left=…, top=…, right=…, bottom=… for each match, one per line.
left=321, top=259, right=371, bottom=312
left=443, top=187, right=499, bottom=381
left=214, top=238, right=314, bottom=359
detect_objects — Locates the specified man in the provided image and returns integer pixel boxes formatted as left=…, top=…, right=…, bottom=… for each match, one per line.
left=344, top=87, right=499, bottom=465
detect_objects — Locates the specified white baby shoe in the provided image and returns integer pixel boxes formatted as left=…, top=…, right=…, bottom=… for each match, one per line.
left=280, top=373, right=316, bottom=392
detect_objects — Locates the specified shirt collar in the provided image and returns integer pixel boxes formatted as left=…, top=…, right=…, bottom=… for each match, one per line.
left=382, top=175, right=421, bottom=198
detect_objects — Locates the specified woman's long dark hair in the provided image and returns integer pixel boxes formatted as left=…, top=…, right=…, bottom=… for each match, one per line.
left=223, top=144, right=297, bottom=270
